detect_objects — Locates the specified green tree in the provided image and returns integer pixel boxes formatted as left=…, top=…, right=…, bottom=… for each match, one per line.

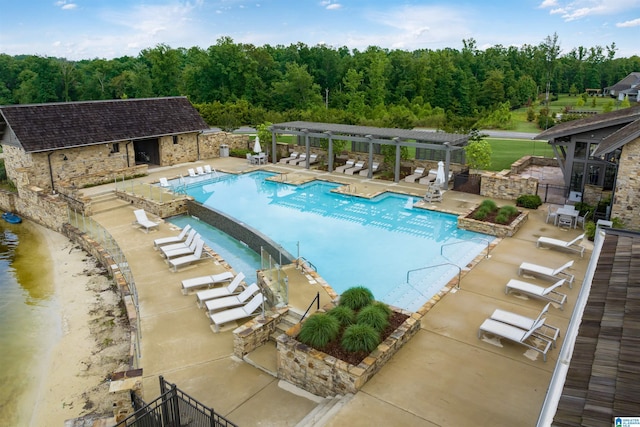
left=271, top=62, right=322, bottom=110
left=464, top=131, right=492, bottom=173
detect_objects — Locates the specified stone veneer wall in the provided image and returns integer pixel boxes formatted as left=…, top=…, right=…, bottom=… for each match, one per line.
left=0, top=186, right=69, bottom=231
left=115, top=190, right=191, bottom=219
left=198, top=132, right=250, bottom=159
left=276, top=308, right=421, bottom=398
left=480, top=170, right=538, bottom=200
left=612, top=137, right=640, bottom=229
left=187, top=200, right=295, bottom=263
left=232, top=306, right=289, bottom=357
left=510, top=155, right=558, bottom=175
left=458, top=209, right=529, bottom=237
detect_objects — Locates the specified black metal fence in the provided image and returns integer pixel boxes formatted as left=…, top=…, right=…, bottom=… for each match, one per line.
left=536, top=183, right=570, bottom=205
left=116, top=376, right=237, bottom=427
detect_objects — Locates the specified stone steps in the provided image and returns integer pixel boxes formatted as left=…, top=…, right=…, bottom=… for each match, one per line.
left=294, top=393, right=354, bottom=427
left=88, top=191, right=130, bottom=215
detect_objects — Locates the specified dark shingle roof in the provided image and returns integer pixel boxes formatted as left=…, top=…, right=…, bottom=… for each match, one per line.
left=552, top=229, right=640, bottom=426
left=593, top=118, right=640, bottom=156
left=534, top=104, right=640, bottom=142
left=271, top=121, right=469, bottom=145
left=0, top=97, right=208, bottom=153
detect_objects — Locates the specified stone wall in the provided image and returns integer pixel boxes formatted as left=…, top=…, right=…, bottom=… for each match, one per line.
left=115, top=190, right=191, bottom=219
left=458, top=209, right=529, bottom=237
left=612, top=137, right=640, bottom=229
left=199, top=132, right=250, bottom=159
left=0, top=186, right=69, bottom=231
left=187, top=200, right=295, bottom=263
left=232, top=306, right=289, bottom=357
left=276, top=309, right=421, bottom=397
left=510, top=155, right=557, bottom=175
left=480, top=170, right=538, bottom=200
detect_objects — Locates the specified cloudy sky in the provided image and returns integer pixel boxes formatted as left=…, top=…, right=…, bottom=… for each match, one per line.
left=1, top=0, right=638, bottom=60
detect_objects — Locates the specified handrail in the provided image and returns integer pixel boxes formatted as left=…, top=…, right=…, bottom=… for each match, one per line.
left=296, top=256, right=317, bottom=272
left=440, top=237, right=492, bottom=260
left=300, top=291, right=320, bottom=323
left=406, top=262, right=463, bottom=290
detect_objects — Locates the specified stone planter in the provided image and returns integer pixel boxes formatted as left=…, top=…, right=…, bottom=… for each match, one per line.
left=275, top=309, right=421, bottom=397
left=457, top=210, right=528, bottom=237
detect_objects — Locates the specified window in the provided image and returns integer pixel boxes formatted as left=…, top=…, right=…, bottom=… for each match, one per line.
left=173, top=135, right=178, bottom=144
left=111, top=143, right=120, bottom=153
left=574, top=141, right=588, bottom=159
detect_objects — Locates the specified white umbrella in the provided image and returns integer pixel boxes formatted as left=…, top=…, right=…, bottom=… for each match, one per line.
left=435, top=161, right=446, bottom=188
left=253, top=136, right=262, bottom=153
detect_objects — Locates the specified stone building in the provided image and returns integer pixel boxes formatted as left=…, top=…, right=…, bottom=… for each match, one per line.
left=535, top=104, right=640, bottom=229
left=0, top=97, right=213, bottom=194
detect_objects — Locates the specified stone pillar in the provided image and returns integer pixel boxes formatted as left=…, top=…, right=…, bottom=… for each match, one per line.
left=109, top=369, right=143, bottom=423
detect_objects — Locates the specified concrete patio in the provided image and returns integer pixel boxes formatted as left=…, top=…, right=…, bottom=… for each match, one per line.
left=88, top=157, right=591, bottom=426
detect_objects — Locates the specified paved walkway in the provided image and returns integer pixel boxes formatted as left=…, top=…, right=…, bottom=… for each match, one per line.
left=88, top=157, right=591, bottom=426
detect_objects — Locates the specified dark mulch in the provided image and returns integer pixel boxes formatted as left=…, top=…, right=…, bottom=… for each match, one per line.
left=307, top=311, right=409, bottom=366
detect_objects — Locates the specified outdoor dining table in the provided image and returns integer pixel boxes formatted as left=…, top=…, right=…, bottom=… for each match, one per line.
left=251, top=153, right=266, bottom=165
left=555, top=206, right=579, bottom=228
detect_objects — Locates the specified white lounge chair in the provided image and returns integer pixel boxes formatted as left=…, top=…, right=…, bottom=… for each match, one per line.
left=133, top=209, right=160, bottom=233
left=344, top=160, right=365, bottom=175
left=537, top=233, right=585, bottom=257
left=205, top=283, right=261, bottom=313
left=359, top=162, right=380, bottom=176
left=209, top=293, right=264, bottom=333
left=518, top=260, right=575, bottom=287
left=153, top=224, right=192, bottom=249
left=195, top=273, right=246, bottom=307
left=404, top=167, right=426, bottom=183
left=335, top=159, right=355, bottom=173
left=478, top=317, right=552, bottom=362
left=196, top=166, right=205, bottom=175
left=279, top=152, right=299, bottom=163
left=188, top=168, right=197, bottom=177
left=158, top=229, right=197, bottom=256
left=168, top=238, right=209, bottom=271
left=489, top=303, right=560, bottom=346
left=505, top=278, right=567, bottom=309
left=159, top=177, right=171, bottom=187
left=418, top=169, right=438, bottom=185
left=162, top=236, right=201, bottom=259
left=204, top=165, right=213, bottom=174
left=291, top=153, right=308, bottom=165
left=181, top=271, right=235, bottom=295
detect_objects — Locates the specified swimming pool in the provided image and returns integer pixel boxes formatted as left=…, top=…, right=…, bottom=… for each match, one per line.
left=176, top=171, right=492, bottom=312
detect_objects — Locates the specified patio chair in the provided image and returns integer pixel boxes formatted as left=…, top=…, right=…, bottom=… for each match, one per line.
left=537, top=233, right=585, bottom=257
left=359, top=162, right=380, bottom=176
left=196, top=166, right=205, bottom=175
left=335, top=159, right=356, bottom=173
left=279, top=151, right=298, bottom=163
left=306, top=153, right=320, bottom=165
left=291, top=153, right=308, bottom=165
left=404, top=167, right=426, bottom=183
left=489, top=302, right=560, bottom=346
left=168, top=238, right=209, bottom=271
left=194, top=273, right=246, bottom=306
left=418, top=169, right=438, bottom=185
left=188, top=168, right=197, bottom=177
left=209, top=293, right=264, bottom=333
left=181, top=271, right=236, bottom=295
left=205, top=283, right=261, bottom=313
left=576, top=211, right=590, bottom=229
left=505, top=278, right=567, bottom=309
left=158, top=229, right=197, bottom=256
left=477, top=317, right=552, bottom=362
left=518, top=260, right=574, bottom=287
left=545, top=205, right=558, bottom=224
left=153, top=224, right=192, bottom=249
left=133, top=209, right=160, bottom=233
left=203, top=164, right=213, bottom=174
left=246, top=153, right=255, bottom=164
left=344, top=160, right=366, bottom=175
left=159, top=177, right=171, bottom=187
left=162, top=236, right=202, bottom=259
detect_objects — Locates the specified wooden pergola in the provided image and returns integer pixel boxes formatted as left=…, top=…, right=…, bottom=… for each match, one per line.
left=269, top=121, right=469, bottom=183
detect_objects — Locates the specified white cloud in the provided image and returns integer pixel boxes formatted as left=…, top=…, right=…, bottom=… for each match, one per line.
left=538, top=0, right=558, bottom=8
left=541, top=0, right=640, bottom=21
left=326, top=3, right=342, bottom=10
left=55, top=1, right=77, bottom=10
left=616, top=17, right=640, bottom=26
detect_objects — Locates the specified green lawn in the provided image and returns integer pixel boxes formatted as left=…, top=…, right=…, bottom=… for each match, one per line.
left=486, top=138, right=555, bottom=171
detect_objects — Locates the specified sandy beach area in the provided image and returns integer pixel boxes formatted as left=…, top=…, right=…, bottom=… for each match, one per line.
left=28, top=226, right=129, bottom=426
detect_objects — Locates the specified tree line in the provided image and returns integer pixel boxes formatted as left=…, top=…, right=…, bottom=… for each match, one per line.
left=1, top=34, right=638, bottom=131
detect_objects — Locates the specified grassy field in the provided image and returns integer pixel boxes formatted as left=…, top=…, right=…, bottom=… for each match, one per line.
left=486, top=138, right=554, bottom=171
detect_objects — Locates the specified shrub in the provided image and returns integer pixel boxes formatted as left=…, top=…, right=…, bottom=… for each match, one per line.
left=356, top=305, right=389, bottom=333
left=494, top=212, right=510, bottom=224
left=516, top=194, right=542, bottom=209
left=479, top=199, right=498, bottom=211
left=327, top=305, right=356, bottom=327
left=473, top=206, right=491, bottom=220
left=371, top=301, right=392, bottom=318
left=297, top=313, right=340, bottom=349
left=341, top=324, right=381, bottom=353
left=339, top=286, right=374, bottom=311
left=574, top=201, right=594, bottom=216
left=498, top=205, right=519, bottom=217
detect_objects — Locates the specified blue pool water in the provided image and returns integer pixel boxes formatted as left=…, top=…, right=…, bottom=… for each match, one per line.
left=174, top=171, right=492, bottom=311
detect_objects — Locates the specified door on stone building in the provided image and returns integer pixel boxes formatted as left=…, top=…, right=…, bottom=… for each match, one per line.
left=134, top=138, right=159, bottom=165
